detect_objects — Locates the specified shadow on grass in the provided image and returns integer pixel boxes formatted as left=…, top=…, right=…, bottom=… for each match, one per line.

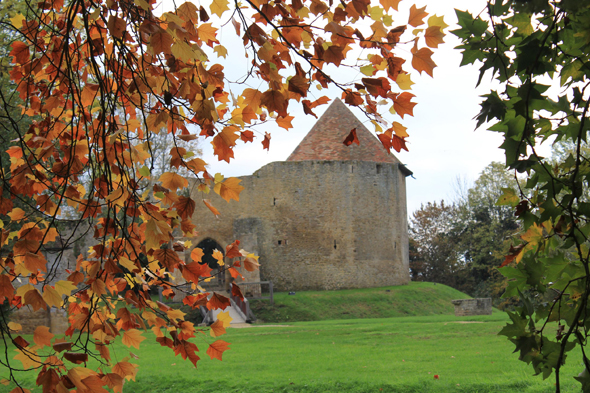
left=126, top=378, right=542, bottom=393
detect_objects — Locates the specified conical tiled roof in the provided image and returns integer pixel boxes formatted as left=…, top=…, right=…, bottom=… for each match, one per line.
left=287, top=99, right=400, bottom=164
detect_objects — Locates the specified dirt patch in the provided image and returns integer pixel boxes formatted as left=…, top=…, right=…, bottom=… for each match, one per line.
left=451, top=321, right=485, bottom=324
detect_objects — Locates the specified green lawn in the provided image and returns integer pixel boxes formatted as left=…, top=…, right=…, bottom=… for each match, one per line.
left=1, top=313, right=584, bottom=392
left=249, top=282, right=470, bottom=323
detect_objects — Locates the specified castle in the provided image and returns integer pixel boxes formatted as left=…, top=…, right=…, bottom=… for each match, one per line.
left=190, top=99, right=411, bottom=291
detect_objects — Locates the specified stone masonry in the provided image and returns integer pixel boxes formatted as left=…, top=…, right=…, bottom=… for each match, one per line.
left=189, top=99, right=412, bottom=291
left=451, top=298, right=493, bottom=316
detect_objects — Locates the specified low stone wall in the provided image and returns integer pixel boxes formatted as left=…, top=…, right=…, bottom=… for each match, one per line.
left=10, top=307, right=68, bottom=335
left=451, top=298, right=492, bottom=316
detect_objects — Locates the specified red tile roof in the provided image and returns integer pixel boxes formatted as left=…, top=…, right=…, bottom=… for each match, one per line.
left=287, top=99, right=401, bottom=164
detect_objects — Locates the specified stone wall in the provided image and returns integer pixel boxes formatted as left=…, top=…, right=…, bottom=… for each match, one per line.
left=451, top=298, right=492, bottom=316
left=190, top=159, right=409, bottom=291
left=10, top=307, right=68, bottom=335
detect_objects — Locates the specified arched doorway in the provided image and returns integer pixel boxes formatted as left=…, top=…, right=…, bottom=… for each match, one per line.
left=196, top=238, right=225, bottom=288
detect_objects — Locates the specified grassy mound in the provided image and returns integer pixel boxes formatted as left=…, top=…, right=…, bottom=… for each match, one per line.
left=249, top=281, right=471, bottom=323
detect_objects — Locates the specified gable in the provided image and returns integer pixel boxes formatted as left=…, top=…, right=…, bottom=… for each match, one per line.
left=287, top=99, right=400, bottom=164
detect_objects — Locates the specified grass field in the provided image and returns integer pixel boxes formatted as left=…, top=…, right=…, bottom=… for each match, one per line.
left=0, top=283, right=584, bottom=392
left=249, top=282, right=469, bottom=323
left=1, top=314, right=584, bottom=392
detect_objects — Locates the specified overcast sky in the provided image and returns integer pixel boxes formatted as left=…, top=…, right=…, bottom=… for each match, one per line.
left=196, top=0, right=513, bottom=215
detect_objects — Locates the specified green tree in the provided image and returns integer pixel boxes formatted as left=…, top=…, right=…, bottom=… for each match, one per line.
left=454, top=1, right=590, bottom=390
left=456, top=162, right=520, bottom=303
left=409, top=201, right=464, bottom=287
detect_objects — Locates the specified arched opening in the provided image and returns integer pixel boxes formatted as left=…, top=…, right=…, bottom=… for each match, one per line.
left=196, top=238, right=225, bottom=287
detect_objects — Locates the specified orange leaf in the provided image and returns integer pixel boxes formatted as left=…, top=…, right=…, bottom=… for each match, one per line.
left=225, top=240, right=241, bottom=258
left=215, top=177, right=244, bottom=202
left=240, top=130, right=255, bottom=142
left=24, top=288, right=46, bottom=311
left=174, top=196, right=196, bottom=220
left=112, top=361, right=138, bottom=380
left=181, top=261, right=211, bottom=283
left=393, top=92, right=417, bottom=119
left=107, top=15, right=126, bottom=38
left=408, top=5, right=428, bottom=27
left=323, top=45, right=345, bottom=66
left=23, top=252, right=47, bottom=273
left=150, top=30, right=174, bottom=54
left=0, top=275, right=14, bottom=301
left=342, top=90, right=363, bottom=106
left=203, top=199, right=220, bottom=216
left=260, top=90, right=288, bottom=117
left=159, top=172, right=188, bottom=191
left=10, top=41, right=29, bottom=64
left=206, top=340, right=230, bottom=361
left=209, top=320, right=226, bottom=338
left=288, top=75, right=309, bottom=98
left=277, top=116, right=294, bottom=130
left=262, top=132, right=271, bottom=151
left=379, top=0, right=400, bottom=11
left=207, top=293, right=231, bottom=310
left=343, top=128, right=360, bottom=146
left=153, top=249, right=182, bottom=271
left=212, top=126, right=239, bottom=163
left=424, top=26, right=445, bottom=49
left=392, top=135, right=409, bottom=152
left=81, top=84, right=99, bottom=107
left=122, top=329, right=146, bottom=350
left=191, top=247, right=204, bottom=263
left=411, top=45, right=436, bottom=77
left=243, top=255, right=260, bottom=272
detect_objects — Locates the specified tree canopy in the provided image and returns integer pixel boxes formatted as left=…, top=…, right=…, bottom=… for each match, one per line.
left=454, top=1, right=590, bottom=390
left=0, top=0, right=447, bottom=391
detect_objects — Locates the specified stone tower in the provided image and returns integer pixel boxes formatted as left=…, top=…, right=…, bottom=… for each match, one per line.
left=189, top=99, right=411, bottom=291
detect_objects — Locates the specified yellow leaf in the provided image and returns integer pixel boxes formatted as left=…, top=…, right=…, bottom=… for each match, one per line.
left=369, top=6, right=383, bottom=21
left=171, top=41, right=196, bottom=63
left=360, top=65, right=376, bottom=76
left=213, top=177, right=244, bottom=202
left=0, top=378, right=9, bottom=386
left=8, top=208, right=25, bottom=222
left=521, top=224, right=544, bottom=245
left=7, top=322, right=22, bottom=332
left=16, top=284, right=34, bottom=299
left=217, top=311, right=233, bottom=328
left=212, top=250, right=224, bottom=266
left=210, top=0, right=229, bottom=17
left=14, top=348, right=40, bottom=370
left=122, top=329, right=146, bottom=350
left=395, top=73, right=414, bottom=90
left=159, top=172, right=188, bottom=191
left=54, top=280, right=77, bottom=297
left=119, top=257, right=140, bottom=273
left=197, top=23, right=218, bottom=44
left=10, top=14, right=25, bottom=29
left=391, top=122, right=408, bottom=138
left=213, top=45, right=227, bottom=58
left=166, top=308, right=185, bottom=320
left=42, top=286, right=62, bottom=308
left=428, top=14, right=449, bottom=30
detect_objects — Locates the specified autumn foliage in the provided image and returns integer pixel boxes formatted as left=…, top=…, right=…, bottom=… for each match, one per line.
left=0, top=0, right=445, bottom=390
